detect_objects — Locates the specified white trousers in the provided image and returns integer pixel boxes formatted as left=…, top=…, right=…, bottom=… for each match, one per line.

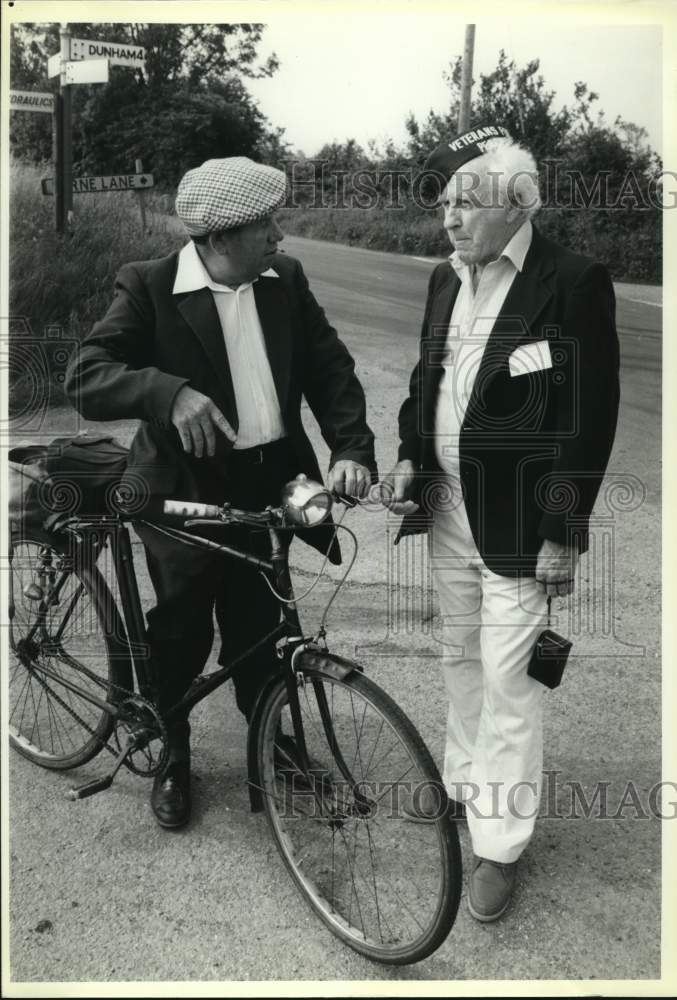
left=430, top=492, right=548, bottom=863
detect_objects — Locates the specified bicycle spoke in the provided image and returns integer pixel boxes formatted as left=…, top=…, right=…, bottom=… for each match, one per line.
left=9, top=668, right=32, bottom=733
left=361, top=817, right=385, bottom=943
left=348, top=689, right=370, bottom=780
left=52, top=581, right=85, bottom=642
left=335, top=822, right=366, bottom=937
left=9, top=535, right=124, bottom=770
left=335, top=820, right=405, bottom=945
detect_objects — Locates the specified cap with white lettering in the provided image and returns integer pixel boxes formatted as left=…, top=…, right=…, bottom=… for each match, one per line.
left=424, top=124, right=512, bottom=184
left=175, top=157, right=287, bottom=235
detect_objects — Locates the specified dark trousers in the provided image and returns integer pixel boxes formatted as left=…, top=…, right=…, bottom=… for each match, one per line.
left=134, top=440, right=296, bottom=751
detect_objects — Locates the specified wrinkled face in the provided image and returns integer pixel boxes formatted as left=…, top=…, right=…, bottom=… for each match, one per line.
left=213, top=213, right=284, bottom=284
left=441, top=168, right=516, bottom=267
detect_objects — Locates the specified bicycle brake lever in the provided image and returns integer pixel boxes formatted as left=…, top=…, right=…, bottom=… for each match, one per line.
left=331, top=492, right=359, bottom=509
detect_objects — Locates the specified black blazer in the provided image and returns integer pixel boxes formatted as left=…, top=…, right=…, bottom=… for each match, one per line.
left=65, top=250, right=376, bottom=563
left=396, top=226, right=620, bottom=576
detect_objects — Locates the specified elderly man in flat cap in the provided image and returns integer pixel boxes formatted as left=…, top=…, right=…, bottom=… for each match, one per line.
left=383, top=125, right=620, bottom=920
left=65, top=157, right=375, bottom=829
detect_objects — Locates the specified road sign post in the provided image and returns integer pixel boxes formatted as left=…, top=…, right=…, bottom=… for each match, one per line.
left=59, top=23, right=73, bottom=232
left=135, top=158, right=150, bottom=234
left=54, top=92, right=64, bottom=234
left=45, top=28, right=147, bottom=232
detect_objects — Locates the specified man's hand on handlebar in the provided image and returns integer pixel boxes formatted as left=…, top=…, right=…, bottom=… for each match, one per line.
left=171, top=386, right=237, bottom=458
left=327, top=460, right=372, bottom=499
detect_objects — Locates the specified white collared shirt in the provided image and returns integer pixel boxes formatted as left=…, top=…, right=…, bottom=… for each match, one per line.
left=173, top=241, right=286, bottom=450
left=435, top=220, right=533, bottom=481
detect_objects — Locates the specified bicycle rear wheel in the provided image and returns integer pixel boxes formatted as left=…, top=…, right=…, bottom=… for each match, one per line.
left=255, top=667, right=461, bottom=965
left=8, top=527, right=132, bottom=770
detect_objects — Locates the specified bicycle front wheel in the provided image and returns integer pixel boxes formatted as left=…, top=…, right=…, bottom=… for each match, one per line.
left=255, top=667, right=461, bottom=965
left=8, top=528, right=132, bottom=770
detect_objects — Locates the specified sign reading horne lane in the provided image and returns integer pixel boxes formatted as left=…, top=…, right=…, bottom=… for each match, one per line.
left=69, top=37, right=146, bottom=68
left=41, top=173, right=155, bottom=196
left=10, top=90, right=55, bottom=113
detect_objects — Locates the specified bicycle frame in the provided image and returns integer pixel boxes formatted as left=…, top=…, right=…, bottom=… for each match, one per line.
left=50, top=510, right=353, bottom=802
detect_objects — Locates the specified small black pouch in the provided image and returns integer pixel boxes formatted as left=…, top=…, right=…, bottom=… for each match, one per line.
left=527, top=597, right=572, bottom=689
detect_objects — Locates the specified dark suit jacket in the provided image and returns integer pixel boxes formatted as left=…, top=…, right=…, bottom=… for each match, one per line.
left=64, top=249, right=376, bottom=563
left=396, top=226, right=620, bottom=576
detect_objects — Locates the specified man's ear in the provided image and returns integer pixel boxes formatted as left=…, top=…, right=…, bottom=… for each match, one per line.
left=209, top=232, right=231, bottom=257
left=505, top=200, right=523, bottom=225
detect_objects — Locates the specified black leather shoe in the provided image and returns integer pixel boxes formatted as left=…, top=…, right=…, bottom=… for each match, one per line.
left=274, top=733, right=333, bottom=791
left=151, top=761, right=191, bottom=829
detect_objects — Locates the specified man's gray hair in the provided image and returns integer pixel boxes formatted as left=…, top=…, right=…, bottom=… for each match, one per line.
left=470, top=137, right=542, bottom=218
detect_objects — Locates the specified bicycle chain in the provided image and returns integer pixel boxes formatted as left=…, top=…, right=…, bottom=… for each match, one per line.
left=108, top=683, right=169, bottom=777
left=24, top=653, right=168, bottom=776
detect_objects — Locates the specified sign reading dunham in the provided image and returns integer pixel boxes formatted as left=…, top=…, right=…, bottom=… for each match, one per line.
left=69, top=37, right=146, bottom=68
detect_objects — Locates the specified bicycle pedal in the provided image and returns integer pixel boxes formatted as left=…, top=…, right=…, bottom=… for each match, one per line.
left=67, top=774, right=114, bottom=800
left=68, top=735, right=135, bottom=800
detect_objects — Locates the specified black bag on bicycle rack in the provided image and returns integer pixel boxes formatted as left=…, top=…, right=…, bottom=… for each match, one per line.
left=9, top=433, right=129, bottom=529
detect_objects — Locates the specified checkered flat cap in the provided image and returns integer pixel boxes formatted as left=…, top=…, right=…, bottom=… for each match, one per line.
left=175, top=157, right=287, bottom=235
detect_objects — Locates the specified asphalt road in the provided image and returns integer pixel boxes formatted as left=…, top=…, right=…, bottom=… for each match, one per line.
left=7, top=235, right=663, bottom=989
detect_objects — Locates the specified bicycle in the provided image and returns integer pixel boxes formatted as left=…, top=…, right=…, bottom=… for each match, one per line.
left=8, top=476, right=462, bottom=965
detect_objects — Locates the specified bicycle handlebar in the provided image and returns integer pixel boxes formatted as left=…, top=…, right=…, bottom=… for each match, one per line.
left=161, top=490, right=360, bottom=527
left=162, top=500, right=223, bottom=520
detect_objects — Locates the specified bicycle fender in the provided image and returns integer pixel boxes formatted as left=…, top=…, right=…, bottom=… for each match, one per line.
left=296, top=649, right=364, bottom=681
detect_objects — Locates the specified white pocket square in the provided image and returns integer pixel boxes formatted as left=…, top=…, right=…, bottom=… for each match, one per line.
left=509, top=340, right=552, bottom=377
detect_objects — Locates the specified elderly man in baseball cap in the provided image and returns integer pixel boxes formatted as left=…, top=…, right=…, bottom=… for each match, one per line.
left=66, top=157, right=376, bottom=829
left=383, top=125, right=620, bottom=921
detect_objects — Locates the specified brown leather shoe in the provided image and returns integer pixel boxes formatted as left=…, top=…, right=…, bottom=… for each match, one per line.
left=467, top=856, right=517, bottom=922
left=151, top=761, right=191, bottom=829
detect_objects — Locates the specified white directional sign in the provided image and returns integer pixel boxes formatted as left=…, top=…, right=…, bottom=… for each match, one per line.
left=42, top=173, right=155, bottom=196
left=65, top=59, right=109, bottom=85
left=10, top=90, right=55, bottom=113
left=47, top=53, right=62, bottom=78
left=69, top=37, right=146, bottom=68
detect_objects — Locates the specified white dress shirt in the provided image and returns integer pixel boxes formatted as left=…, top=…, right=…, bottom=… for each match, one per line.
left=435, top=219, right=533, bottom=480
left=173, top=241, right=286, bottom=450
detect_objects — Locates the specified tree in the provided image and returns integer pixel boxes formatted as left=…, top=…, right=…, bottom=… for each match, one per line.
left=399, top=52, right=662, bottom=280
left=10, top=22, right=284, bottom=186
left=473, top=52, right=572, bottom=160
left=403, top=51, right=572, bottom=164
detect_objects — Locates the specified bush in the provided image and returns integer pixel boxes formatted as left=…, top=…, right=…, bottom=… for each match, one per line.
left=9, top=158, right=182, bottom=411
left=277, top=199, right=660, bottom=283
left=277, top=206, right=453, bottom=259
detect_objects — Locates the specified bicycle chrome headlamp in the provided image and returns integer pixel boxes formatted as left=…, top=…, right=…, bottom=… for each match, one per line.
left=282, top=474, right=333, bottom=526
